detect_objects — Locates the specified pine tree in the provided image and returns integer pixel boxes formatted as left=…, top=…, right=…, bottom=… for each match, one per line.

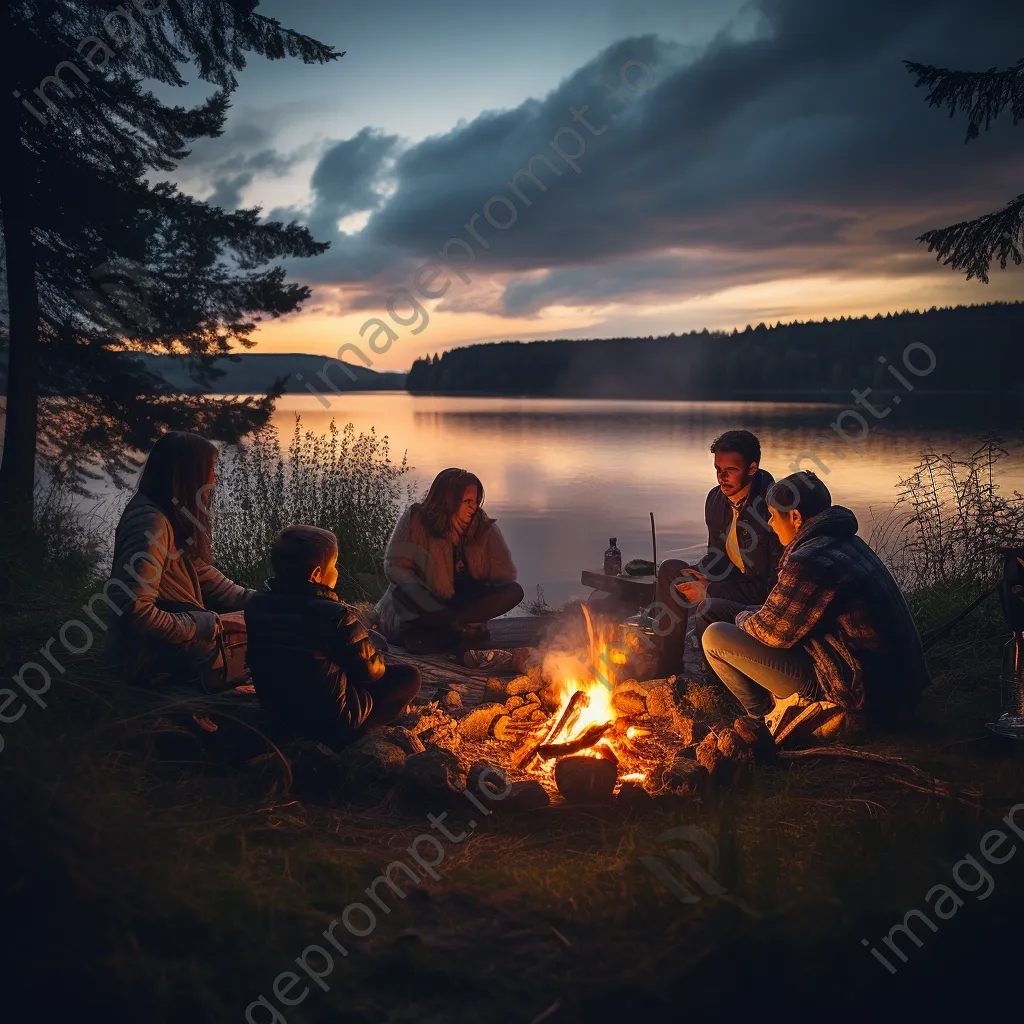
left=0, top=0, right=343, bottom=514
left=906, top=55, right=1024, bottom=282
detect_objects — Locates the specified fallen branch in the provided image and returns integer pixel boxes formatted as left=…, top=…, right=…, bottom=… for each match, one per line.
left=779, top=747, right=981, bottom=806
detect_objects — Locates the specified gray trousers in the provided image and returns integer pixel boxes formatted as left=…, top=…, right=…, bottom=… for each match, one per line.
left=701, top=621, right=821, bottom=717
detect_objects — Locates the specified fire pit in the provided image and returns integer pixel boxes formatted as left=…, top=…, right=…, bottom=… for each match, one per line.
left=505, top=607, right=659, bottom=800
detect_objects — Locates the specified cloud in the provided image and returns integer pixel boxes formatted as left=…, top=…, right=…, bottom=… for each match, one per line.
left=288, top=0, right=1024, bottom=321
left=207, top=172, right=254, bottom=210
left=171, top=118, right=315, bottom=209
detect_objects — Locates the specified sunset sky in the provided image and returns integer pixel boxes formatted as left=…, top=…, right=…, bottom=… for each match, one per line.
left=165, top=0, right=1024, bottom=371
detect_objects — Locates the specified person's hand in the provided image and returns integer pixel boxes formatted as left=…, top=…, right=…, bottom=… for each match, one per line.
left=673, top=571, right=708, bottom=607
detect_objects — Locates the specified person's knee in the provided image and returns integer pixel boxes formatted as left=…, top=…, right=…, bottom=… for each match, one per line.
left=657, top=559, right=686, bottom=587
left=701, top=620, right=737, bottom=659
left=403, top=666, right=422, bottom=700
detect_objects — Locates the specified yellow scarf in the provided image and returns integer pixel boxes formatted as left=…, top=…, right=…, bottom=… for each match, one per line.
left=724, top=482, right=751, bottom=572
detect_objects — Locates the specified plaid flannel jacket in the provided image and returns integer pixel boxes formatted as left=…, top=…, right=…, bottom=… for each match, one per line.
left=740, top=505, right=929, bottom=722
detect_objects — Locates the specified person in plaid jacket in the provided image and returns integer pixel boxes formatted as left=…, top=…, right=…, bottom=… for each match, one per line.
left=701, top=471, right=929, bottom=729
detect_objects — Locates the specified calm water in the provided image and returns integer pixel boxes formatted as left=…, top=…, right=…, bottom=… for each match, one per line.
left=254, top=393, right=1024, bottom=607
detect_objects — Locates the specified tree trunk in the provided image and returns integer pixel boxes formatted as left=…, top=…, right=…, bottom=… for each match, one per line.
left=0, top=0, right=40, bottom=520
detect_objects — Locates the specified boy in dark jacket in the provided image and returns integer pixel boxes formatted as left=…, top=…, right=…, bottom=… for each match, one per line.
left=246, top=525, right=421, bottom=748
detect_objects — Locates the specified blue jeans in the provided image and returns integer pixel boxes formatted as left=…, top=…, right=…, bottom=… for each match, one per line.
left=701, top=621, right=821, bottom=717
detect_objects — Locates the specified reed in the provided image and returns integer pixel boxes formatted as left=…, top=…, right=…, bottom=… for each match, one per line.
left=213, top=417, right=412, bottom=600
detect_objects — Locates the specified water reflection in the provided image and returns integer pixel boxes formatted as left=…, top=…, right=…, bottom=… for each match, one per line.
left=267, top=394, right=1024, bottom=606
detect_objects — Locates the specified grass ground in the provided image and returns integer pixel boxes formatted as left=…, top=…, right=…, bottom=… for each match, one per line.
left=3, top=519, right=1024, bottom=1024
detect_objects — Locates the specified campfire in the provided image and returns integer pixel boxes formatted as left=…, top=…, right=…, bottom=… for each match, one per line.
left=508, top=607, right=657, bottom=801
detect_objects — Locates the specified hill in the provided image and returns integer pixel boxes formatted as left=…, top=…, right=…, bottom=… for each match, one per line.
left=138, top=353, right=406, bottom=394
left=406, top=302, right=1024, bottom=401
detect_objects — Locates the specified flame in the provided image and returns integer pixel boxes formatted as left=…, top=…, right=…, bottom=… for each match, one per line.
left=537, top=605, right=624, bottom=763
left=527, top=605, right=660, bottom=789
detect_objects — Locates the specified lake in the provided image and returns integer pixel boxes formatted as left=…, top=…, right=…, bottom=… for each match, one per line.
left=257, top=393, right=1024, bottom=607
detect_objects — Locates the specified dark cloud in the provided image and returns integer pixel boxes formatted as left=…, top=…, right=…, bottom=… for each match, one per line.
left=290, top=0, right=1024, bottom=314
left=308, top=128, right=402, bottom=220
left=207, top=172, right=254, bottom=210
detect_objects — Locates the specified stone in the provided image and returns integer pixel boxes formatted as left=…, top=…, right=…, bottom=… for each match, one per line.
left=695, top=732, right=737, bottom=784
left=527, top=665, right=544, bottom=688
left=733, top=716, right=777, bottom=764
left=401, top=705, right=461, bottom=754
left=406, top=702, right=455, bottom=735
left=337, top=734, right=407, bottom=783
left=498, top=779, right=551, bottom=813
left=645, top=685, right=676, bottom=717
left=484, top=677, right=508, bottom=703
left=611, top=691, right=647, bottom=717
left=694, top=732, right=722, bottom=775
left=525, top=691, right=542, bottom=705
left=510, top=703, right=537, bottom=721
left=664, top=753, right=710, bottom=795
left=467, top=759, right=511, bottom=799
left=530, top=709, right=548, bottom=722
left=376, top=726, right=425, bottom=756
left=538, top=684, right=563, bottom=713
left=555, top=755, right=618, bottom=803
left=505, top=695, right=525, bottom=710
left=507, top=673, right=545, bottom=696
left=456, top=704, right=505, bottom=741
left=616, top=781, right=655, bottom=810
left=717, top=728, right=744, bottom=759
left=614, top=678, right=647, bottom=696
left=401, top=747, right=467, bottom=802
left=670, top=712, right=708, bottom=747
left=420, top=720, right=461, bottom=754
left=442, top=689, right=463, bottom=709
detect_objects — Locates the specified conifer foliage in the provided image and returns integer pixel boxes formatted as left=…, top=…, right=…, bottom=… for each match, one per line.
left=906, top=55, right=1024, bottom=282
left=0, top=0, right=343, bottom=510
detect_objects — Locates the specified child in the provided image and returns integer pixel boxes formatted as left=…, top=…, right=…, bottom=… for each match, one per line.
left=246, top=525, right=421, bottom=748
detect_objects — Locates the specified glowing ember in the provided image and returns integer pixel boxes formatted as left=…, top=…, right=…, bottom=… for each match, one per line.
left=620, top=772, right=647, bottom=782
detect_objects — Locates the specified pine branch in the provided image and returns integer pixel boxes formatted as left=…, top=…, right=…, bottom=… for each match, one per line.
left=917, top=193, right=1024, bottom=283
left=904, top=57, right=1024, bottom=143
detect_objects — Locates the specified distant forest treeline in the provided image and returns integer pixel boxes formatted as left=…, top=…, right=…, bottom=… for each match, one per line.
left=406, top=302, right=1024, bottom=400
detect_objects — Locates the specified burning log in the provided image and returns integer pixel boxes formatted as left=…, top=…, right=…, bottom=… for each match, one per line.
left=535, top=721, right=613, bottom=760
left=555, top=755, right=618, bottom=803
left=514, top=689, right=588, bottom=771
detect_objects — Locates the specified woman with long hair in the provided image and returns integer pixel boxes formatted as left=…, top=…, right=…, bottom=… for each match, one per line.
left=106, top=431, right=255, bottom=686
left=374, top=468, right=523, bottom=651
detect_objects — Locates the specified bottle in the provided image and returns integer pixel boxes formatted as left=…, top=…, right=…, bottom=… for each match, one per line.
left=604, top=537, right=622, bottom=576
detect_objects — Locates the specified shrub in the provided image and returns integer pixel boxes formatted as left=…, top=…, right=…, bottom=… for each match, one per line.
left=213, top=417, right=412, bottom=600
left=874, top=434, right=1024, bottom=592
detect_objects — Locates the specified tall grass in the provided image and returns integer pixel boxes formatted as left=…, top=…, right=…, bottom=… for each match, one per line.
left=870, top=436, right=1024, bottom=705
left=213, top=417, right=412, bottom=600
left=876, top=434, right=1024, bottom=591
